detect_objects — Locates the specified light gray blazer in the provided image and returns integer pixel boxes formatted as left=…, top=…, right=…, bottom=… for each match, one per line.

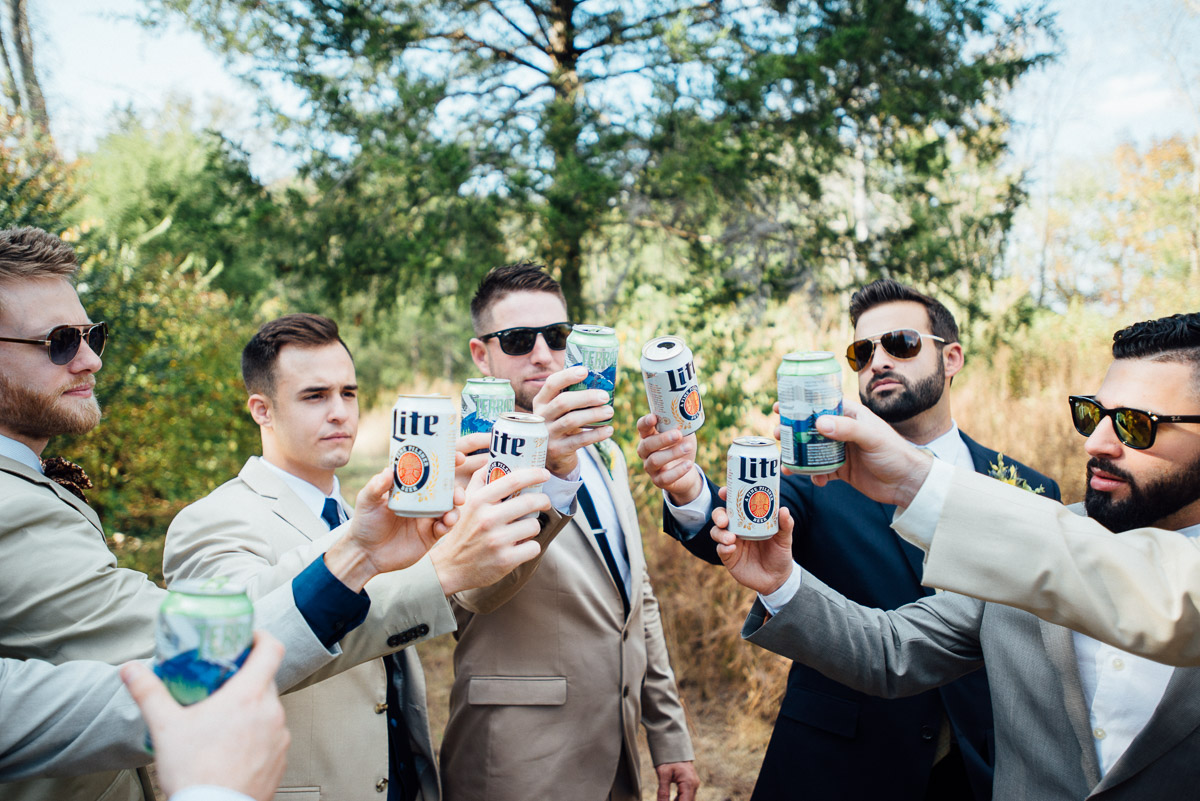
left=744, top=570, right=1200, bottom=800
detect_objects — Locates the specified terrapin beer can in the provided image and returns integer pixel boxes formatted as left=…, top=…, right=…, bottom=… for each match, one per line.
left=154, top=579, right=254, bottom=707
left=726, top=437, right=780, bottom=540
left=485, top=413, right=549, bottom=511
left=778, top=351, right=846, bottom=474
left=566, top=325, right=619, bottom=428
left=461, top=377, right=515, bottom=435
left=640, top=336, right=704, bottom=435
left=387, top=394, right=458, bottom=517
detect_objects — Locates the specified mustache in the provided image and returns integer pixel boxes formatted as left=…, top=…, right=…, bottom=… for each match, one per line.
left=867, top=371, right=909, bottom=392
left=63, top=377, right=96, bottom=393
left=1087, top=457, right=1135, bottom=484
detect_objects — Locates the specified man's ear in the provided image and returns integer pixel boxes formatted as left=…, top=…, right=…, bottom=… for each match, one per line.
left=247, top=393, right=272, bottom=427
left=468, top=339, right=492, bottom=375
left=943, top=342, right=965, bottom=380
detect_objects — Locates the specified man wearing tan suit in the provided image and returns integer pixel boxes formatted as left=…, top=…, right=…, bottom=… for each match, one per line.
left=0, top=227, right=551, bottom=801
left=166, top=314, right=570, bottom=801
left=440, top=263, right=698, bottom=801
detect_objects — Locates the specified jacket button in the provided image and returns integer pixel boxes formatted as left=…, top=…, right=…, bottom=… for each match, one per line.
left=387, top=634, right=401, bottom=647
left=920, top=725, right=935, bottom=741
left=376, top=778, right=388, bottom=793
left=375, top=702, right=388, bottom=714
left=417, top=623, right=429, bottom=636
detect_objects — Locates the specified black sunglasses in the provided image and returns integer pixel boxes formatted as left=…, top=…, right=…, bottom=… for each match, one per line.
left=846, top=328, right=946, bottom=372
left=0, top=321, right=108, bottom=365
left=1068, top=395, right=1200, bottom=450
left=479, top=323, right=572, bottom=356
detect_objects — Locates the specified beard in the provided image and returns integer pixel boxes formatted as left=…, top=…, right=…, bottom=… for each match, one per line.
left=860, top=361, right=946, bottom=423
left=0, top=371, right=102, bottom=440
left=1085, top=453, right=1200, bottom=532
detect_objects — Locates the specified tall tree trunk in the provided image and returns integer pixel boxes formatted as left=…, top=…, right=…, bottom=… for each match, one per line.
left=8, top=0, right=47, bottom=129
left=0, top=25, right=20, bottom=114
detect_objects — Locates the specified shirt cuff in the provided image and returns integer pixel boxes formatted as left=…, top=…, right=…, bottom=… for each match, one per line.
left=291, top=555, right=371, bottom=649
left=170, top=787, right=256, bottom=801
left=663, top=466, right=713, bottom=537
left=757, top=561, right=802, bottom=616
left=890, top=457, right=955, bottom=553
left=544, top=467, right=582, bottom=515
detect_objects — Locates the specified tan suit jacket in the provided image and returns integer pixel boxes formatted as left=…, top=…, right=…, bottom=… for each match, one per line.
left=166, top=456, right=449, bottom=801
left=900, top=465, right=1200, bottom=666
left=441, top=444, right=693, bottom=801
left=0, top=453, right=451, bottom=801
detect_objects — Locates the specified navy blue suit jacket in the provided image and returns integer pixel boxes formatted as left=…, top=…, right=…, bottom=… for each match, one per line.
left=663, top=432, right=1060, bottom=801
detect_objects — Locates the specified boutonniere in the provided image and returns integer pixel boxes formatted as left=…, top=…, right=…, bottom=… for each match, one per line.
left=988, top=454, right=1045, bottom=494
left=594, top=438, right=619, bottom=480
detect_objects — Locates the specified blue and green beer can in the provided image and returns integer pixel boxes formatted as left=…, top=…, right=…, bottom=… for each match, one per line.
left=566, top=324, right=619, bottom=428
left=154, top=579, right=254, bottom=706
left=777, top=351, right=845, bottom=474
left=461, top=377, right=515, bottom=435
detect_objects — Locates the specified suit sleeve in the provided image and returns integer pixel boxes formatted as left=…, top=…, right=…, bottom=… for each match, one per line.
left=913, top=466, right=1200, bottom=666
left=742, top=571, right=985, bottom=698
left=0, top=484, right=162, bottom=664
left=661, top=473, right=723, bottom=565
left=452, top=506, right=572, bottom=615
left=638, top=570, right=694, bottom=765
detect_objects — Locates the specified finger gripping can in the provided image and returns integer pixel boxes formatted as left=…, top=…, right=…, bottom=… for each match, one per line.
left=461, top=377, right=515, bottom=435
left=388, top=394, right=458, bottom=517
left=778, top=351, right=846, bottom=474
left=154, top=579, right=254, bottom=706
left=486, top=412, right=549, bottom=515
left=566, top=324, right=619, bottom=428
left=640, top=336, right=704, bottom=435
left=726, top=437, right=780, bottom=540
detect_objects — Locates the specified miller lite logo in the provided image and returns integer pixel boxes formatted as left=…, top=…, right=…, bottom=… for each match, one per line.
left=490, top=431, right=526, bottom=458
left=737, top=455, right=778, bottom=483
left=678, top=386, right=702, bottom=421
left=486, top=461, right=511, bottom=483
left=393, top=445, right=431, bottom=493
left=742, top=485, right=776, bottom=524
left=394, top=409, right=439, bottom=437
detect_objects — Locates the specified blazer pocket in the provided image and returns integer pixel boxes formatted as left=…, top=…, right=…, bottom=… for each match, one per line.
left=468, top=676, right=567, bottom=706
left=273, top=788, right=321, bottom=801
left=780, top=686, right=860, bottom=738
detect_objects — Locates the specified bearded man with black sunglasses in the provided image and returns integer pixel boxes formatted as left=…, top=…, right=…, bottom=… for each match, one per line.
left=639, top=278, right=1058, bottom=801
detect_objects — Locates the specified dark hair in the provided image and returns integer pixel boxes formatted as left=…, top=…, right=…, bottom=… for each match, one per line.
left=848, top=279, right=960, bottom=344
left=0, top=227, right=80, bottom=317
left=242, top=314, right=351, bottom=397
left=470, top=261, right=566, bottom=334
left=1111, top=313, right=1200, bottom=379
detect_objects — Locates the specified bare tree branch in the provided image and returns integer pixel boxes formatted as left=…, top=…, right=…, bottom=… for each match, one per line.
left=0, top=23, right=20, bottom=114
left=437, top=28, right=552, bottom=76
left=8, top=0, right=47, bottom=129
left=483, top=0, right=546, bottom=50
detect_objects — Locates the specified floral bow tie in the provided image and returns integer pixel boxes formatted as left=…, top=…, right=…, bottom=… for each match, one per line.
left=41, top=456, right=94, bottom=502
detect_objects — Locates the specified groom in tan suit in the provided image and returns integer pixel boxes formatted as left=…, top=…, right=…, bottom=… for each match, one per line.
left=440, top=263, right=698, bottom=801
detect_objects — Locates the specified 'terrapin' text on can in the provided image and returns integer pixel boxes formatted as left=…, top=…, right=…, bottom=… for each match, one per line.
left=485, top=413, right=549, bottom=509
left=565, top=324, right=619, bottom=428
left=778, top=351, right=846, bottom=474
left=388, top=394, right=458, bottom=517
left=640, top=336, right=704, bottom=436
left=154, top=579, right=254, bottom=707
left=461, top=377, right=515, bottom=435
left=726, top=437, right=780, bottom=540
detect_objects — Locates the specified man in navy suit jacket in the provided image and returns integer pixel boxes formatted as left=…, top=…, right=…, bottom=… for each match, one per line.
left=638, top=279, right=1059, bottom=801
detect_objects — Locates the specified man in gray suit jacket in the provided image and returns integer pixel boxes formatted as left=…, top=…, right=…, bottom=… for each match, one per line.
left=709, top=315, right=1200, bottom=799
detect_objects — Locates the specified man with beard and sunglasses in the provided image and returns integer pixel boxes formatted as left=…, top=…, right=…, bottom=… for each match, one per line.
left=782, top=312, right=1200, bottom=667
left=639, top=278, right=1057, bottom=801
left=709, top=311, right=1200, bottom=799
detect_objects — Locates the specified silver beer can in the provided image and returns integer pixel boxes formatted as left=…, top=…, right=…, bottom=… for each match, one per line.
left=640, top=336, right=705, bottom=436
left=726, top=436, right=780, bottom=540
left=387, top=394, right=458, bottom=517
left=486, top=412, right=549, bottom=516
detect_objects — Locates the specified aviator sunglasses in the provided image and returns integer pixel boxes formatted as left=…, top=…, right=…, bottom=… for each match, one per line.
left=1068, top=395, right=1200, bottom=450
left=0, top=321, right=108, bottom=365
left=479, top=322, right=573, bottom=356
left=846, top=328, right=946, bottom=372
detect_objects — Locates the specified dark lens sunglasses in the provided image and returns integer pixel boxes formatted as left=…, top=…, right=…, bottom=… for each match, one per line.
left=479, top=323, right=572, bottom=356
left=846, top=328, right=946, bottom=372
left=0, top=321, right=108, bottom=365
left=1068, top=395, right=1200, bottom=450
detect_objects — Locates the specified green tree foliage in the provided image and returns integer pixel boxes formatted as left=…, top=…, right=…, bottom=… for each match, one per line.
left=0, top=111, right=74, bottom=230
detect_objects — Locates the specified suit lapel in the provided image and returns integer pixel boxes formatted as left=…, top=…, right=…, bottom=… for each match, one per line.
left=0, top=454, right=105, bottom=536
left=1094, top=666, right=1200, bottom=791
left=577, top=445, right=635, bottom=608
left=961, top=432, right=995, bottom=476
left=1038, top=619, right=1103, bottom=786
left=238, top=457, right=329, bottom=541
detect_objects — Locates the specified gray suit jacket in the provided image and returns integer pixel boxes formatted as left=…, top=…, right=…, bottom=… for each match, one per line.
left=166, top=456, right=451, bottom=801
left=744, top=570, right=1200, bottom=800
left=0, top=452, right=449, bottom=801
left=441, top=443, right=693, bottom=801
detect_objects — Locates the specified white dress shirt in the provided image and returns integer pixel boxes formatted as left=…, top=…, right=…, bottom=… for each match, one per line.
left=259, top=458, right=351, bottom=525
left=0, top=432, right=43, bottom=473
left=170, top=787, right=254, bottom=801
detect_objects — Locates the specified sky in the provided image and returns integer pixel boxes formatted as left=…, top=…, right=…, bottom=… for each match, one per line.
left=34, top=0, right=1200, bottom=185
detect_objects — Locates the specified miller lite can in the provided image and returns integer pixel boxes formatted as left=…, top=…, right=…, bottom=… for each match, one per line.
left=388, top=394, right=458, bottom=517
left=640, top=336, right=704, bottom=435
left=566, top=324, right=619, bottom=428
left=486, top=413, right=549, bottom=514
left=461, top=377, right=515, bottom=435
left=778, top=351, right=846, bottom=474
left=726, top=437, right=780, bottom=540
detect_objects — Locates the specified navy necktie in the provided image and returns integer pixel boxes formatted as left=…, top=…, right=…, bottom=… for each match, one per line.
left=321, top=497, right=342, bottom=530
left=577, top=482, right=630, bottom=617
